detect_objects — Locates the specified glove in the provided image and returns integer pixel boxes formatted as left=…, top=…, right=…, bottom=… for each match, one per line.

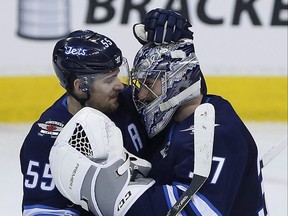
left=49, top=107, right=155, bottom=216
left=133, top=8, right=193, bottom=45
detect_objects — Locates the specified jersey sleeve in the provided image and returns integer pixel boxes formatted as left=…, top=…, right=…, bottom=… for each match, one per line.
left=127, top=182, right=221, bottom=216
left=20, top=97, right=94, bottom=215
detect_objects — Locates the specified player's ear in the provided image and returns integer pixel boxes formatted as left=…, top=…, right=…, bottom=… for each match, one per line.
left=74, top=79, right=87, bottom=95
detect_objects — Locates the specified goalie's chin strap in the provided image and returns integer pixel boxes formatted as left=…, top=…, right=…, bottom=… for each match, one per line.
left=159, top=79, right=201, bottom=111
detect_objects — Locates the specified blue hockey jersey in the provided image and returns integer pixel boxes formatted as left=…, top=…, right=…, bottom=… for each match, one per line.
left=20, top=87, right=148, bottom=215
left=127, top=95, right=268, bottom=216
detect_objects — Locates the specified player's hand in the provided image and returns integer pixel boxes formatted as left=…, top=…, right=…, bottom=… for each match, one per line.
left=133, top=8, right=193, bottom=45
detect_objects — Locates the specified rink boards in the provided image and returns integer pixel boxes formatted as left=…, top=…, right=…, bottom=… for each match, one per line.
left=0, top=75, right=287, bottom=122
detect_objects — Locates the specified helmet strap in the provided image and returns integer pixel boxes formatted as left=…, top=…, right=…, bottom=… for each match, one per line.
left=69, top=90, right=91, bottom=107
left=159, top=78, right=201, bottom=111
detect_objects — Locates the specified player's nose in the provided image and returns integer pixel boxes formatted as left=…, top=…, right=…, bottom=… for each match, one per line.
left=114, top=78, right=125, bottom=91
left=137, top=87, right=149, bottom=101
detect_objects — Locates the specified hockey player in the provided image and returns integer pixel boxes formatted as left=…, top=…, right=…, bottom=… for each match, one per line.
left=19, top=30, right=148, bottom=215
left=127, top=40, right=269, bottom=215
left=20, top=8, right=193, bottom=215
left=20, top=30, right=155, bottom=215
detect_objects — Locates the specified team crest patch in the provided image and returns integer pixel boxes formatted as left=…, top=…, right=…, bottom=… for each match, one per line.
left=38, top=121, right=64, bottom=138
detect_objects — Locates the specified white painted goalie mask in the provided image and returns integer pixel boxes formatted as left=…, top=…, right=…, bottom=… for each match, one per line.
left=130, top=39, right=207, bottom=138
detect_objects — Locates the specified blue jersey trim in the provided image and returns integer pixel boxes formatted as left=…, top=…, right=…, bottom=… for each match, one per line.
left=171, top=182, right=221, bottom=215
left=203, top=96, right=211, bottom=103
left=23, top=204, right=80, bottom=214
left=61, top=95, right=68, bottom=110
left=188, top=200, right=202, bottom=216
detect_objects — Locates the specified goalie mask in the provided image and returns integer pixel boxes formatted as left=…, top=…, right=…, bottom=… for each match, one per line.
left=130, top=39, right=207, bottom=138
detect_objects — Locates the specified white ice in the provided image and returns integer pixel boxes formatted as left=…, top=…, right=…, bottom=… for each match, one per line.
left=0, top=122, right=287, bottom=215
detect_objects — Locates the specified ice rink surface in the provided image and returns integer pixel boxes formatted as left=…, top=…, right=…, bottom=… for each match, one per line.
left=0, top=122, right=287, bottom=215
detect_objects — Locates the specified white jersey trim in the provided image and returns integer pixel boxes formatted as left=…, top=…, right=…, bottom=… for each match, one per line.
left=23, top=205, right=79, bottom=216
